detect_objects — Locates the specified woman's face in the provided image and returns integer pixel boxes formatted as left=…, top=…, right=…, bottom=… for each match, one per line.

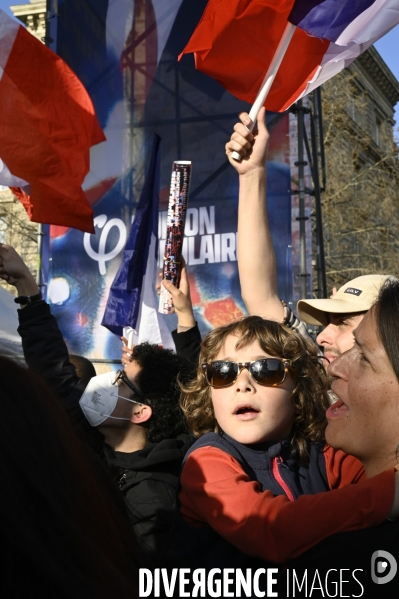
left=326, top=307, right=399, bottom=474
left=209, top=334, right=295, bottom=445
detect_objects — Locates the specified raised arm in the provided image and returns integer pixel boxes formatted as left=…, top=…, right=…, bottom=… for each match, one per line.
left=0, top=244, right=83, bottom=400
left=162, top=260, right=202, bottom=370
left=161, top=259, right=196, bottom=331
left=226, top=108, right=284, bottom=321
left=0, top=243, right=40, bottom=300
left=121, top=259, right=202, bottom=370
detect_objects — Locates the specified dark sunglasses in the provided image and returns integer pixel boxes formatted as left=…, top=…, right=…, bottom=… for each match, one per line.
left=113, top=369, right=147, bottom=404
left=201, top=358, right=293, bottom=389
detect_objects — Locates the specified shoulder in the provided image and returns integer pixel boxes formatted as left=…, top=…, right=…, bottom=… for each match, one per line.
left=184, top=433, right=246, bottom=465
left=323, top=444, right=365, bottom=488
left=182, top=442, right=249, bottom=487
left=187, top=432, right=225, bottom=452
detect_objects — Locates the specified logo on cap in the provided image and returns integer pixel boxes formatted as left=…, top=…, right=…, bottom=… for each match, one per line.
left=344, top=287, right=362, bottom=296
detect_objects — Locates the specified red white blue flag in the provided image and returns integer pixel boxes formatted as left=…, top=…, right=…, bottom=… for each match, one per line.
left=0, top=9, right=104, bottom=232
left=180, top=0, right=399, bottom=112
left=101, top=134, right=173, bottom=348
left=288, top=0, right=399, bottom=103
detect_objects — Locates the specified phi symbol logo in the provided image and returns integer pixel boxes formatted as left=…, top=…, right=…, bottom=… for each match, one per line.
left=371, top=550, right=397, bottom=584
left=83, top=214, right=127, bottom=275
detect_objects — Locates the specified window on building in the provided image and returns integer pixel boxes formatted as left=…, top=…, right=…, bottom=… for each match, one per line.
left=354, top=158, right=366, bottom=199
left=346, top=80, right=365, bottom=129
left=374, top=112, right=384, bottom=147
left=0, top=216, right=7, bottom=244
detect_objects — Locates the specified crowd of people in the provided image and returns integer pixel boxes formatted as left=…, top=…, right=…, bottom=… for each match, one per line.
left=0, top=110, right=398, bottom=597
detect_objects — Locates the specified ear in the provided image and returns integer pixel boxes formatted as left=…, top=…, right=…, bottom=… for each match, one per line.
left=130, top=404, right=152, bottom=424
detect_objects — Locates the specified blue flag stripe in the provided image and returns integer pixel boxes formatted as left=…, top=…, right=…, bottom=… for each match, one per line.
left=289, top=0, right=376, bottom=42
left=101, top=134, right=161, bottom=336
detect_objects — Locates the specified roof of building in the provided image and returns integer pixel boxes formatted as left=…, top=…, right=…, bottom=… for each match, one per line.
left=358, top=46, right=399, bottom=107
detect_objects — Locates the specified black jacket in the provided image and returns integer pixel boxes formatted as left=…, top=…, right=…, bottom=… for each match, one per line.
left=104, top=434, right=193, bottom=565
left=172, top=324, right=202, bottom=371
left=18, top=301, right=197, bottom=567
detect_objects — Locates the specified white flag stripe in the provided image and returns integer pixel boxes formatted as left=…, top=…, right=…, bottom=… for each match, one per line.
left=106, top=0, right=134, bottom=61
left=295, top=40, right=370, bottom=102
left=0, top=159, right=29, bottom=187
left=153, top=0, right=184, bottom=65
left=106, top=0, right=184, bottom=69
left=133, top=233, right=174, bottom=348
left=0, top=9, right=19, bottom=80
left=335, top=0, right=399, bottom=46
left=294, top=6, right=399, bottom=107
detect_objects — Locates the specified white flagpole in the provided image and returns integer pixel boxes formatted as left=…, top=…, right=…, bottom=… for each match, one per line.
left=123, top=326, right=136, bottom=349
left=232, top=21, right=296, bottom=161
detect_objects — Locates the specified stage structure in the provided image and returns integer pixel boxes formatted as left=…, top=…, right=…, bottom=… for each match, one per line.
left=290, top=90, right=327, bottom=303
left=42, top=0, right=313, bottom=362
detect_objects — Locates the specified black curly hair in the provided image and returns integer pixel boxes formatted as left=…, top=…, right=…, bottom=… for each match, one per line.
left=132, top=343, right=191, bottom=443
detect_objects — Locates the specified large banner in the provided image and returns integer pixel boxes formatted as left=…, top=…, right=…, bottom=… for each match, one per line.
left=44, top=0, right=292, bottom=361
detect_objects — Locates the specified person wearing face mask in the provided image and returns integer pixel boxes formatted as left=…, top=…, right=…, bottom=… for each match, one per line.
left=0, top=243, right=194, bottom=568
left=226, top=108, right=395, bottom=363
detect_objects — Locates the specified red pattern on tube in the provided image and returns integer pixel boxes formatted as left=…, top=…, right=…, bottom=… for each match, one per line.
left=159, top=161, right=192, bottom=315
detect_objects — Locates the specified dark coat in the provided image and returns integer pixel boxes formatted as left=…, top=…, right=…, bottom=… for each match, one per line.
left=18, top=301, right=198, bottom=567
left=104, top=434, right=193, bottom=565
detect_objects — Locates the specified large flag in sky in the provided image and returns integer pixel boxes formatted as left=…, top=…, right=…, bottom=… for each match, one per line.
left=0, top=9, right=105, bottom=233
left=101, top=134, right=173, bottom=348
left=180, top=0, right=399, bottom=112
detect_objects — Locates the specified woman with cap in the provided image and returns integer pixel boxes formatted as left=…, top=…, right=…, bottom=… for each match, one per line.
left=275, top=277, right=399, bottom=598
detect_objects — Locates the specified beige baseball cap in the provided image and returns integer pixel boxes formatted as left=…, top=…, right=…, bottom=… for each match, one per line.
left=297, top=274, right=394, bottom=326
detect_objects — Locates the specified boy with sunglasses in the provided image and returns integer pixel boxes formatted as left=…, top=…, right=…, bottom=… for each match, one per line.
left=169, top=315, right=398, bottom=572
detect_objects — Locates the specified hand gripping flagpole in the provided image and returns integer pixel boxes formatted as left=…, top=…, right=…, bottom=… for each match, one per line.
left=123, top=326, right=135, bottom=350
left=232, top=22, right=296, bottom=161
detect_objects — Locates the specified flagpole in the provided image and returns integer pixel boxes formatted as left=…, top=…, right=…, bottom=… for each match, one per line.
left=232, top=22, right=296, bottom=161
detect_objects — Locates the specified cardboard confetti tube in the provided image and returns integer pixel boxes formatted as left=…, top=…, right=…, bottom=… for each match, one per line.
left=159, top=161, right=192, bottom=314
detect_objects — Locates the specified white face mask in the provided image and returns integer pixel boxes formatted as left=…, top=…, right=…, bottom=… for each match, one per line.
left=79, top=370, right=143, bottom=427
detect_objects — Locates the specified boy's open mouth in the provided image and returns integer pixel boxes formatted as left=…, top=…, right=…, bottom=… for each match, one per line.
left=234, top=404, right=260, bottom=415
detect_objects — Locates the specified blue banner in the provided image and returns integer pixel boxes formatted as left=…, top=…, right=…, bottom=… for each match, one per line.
left=45, top=0, right=292, bottom=361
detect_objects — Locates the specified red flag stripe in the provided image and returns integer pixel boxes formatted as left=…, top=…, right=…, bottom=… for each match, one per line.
left=0, top=11, right=105, bottom=233
left=179, top=0, right=329, bottom=112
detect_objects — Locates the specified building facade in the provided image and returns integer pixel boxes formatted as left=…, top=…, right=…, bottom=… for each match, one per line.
left=315, top=46, right=399, bottom=292
left=10, top=0, right=46, bottom=37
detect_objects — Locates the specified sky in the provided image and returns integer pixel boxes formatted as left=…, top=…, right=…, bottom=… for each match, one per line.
left=0, top=0, right=398, bottom=118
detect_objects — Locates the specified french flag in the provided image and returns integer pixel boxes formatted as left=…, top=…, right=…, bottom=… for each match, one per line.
left=101, top=134, right=174, bottom=348
left=289, top=0, right=399, bottom=105
left=180, top=0, right=399, bottom=112
left=0, top=9, right=105, bottom=232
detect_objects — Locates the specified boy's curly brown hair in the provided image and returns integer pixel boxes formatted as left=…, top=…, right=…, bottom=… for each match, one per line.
left=180, top=316, right=330, bottom=465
